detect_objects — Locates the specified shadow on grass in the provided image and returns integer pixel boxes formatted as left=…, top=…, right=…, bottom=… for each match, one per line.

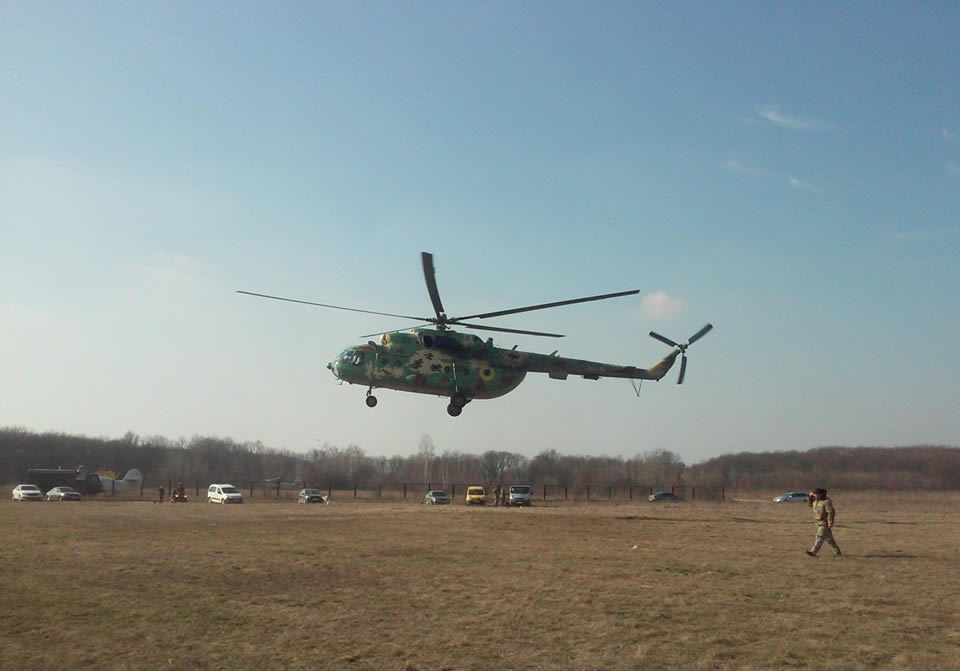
left=861, top=553, right=919, bottom=559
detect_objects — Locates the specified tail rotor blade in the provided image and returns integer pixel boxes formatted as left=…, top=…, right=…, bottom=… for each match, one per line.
left=649, top=331, right=679, bottom=348
left=688, top=323, right=713, bottom=345
left=677, top=354, right=687, bottom=384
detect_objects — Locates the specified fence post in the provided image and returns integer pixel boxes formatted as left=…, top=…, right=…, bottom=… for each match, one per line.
left=543, top=484, right=546, bottom=501
left=564, top=484, right=568, bottom=500
left=629, top=485, right=633, bottom=500
left=195, top=482, right=199, bottom=497
left=692, top=486, right=695, bottom=501
left=276, top=481, right=281, bottom=499
left=403, top=483, right=407, bottom=499
left=354, top=483, right=357, bottom=498
left=722, top=487, right=725, bottom=502
left=328, top=483, right=332, bottom=498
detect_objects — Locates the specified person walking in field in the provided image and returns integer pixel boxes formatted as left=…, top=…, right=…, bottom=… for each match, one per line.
left=158, top=485, right=165, bottom=503
left=493, top=484, right=501, bottom=507
left=806, top=488, right=841, bottom=557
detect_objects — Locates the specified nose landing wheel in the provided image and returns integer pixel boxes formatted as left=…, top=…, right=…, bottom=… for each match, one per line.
left=446, top=403, right=462, bottom=417
left=365, top=390, right=378, bottom=408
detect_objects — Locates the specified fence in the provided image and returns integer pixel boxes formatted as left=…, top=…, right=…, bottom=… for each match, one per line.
left=118, top=479, right=725, bottom=503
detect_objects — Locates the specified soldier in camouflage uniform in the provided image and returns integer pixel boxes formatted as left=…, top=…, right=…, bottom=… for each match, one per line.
left=806, top=488, right=841, bottom=557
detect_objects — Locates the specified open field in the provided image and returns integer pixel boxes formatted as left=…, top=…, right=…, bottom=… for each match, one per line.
left=3, top=492, right=959, bottom=670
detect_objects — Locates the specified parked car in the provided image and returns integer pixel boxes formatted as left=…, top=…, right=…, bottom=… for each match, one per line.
left=506, top=484, right=533, bottom=507
left=465, top=486, right=486, bottom=505
left=423, top=490, right=450, bottom=505
left=648, top=491, right=685, bottom=503
left=773, top=491, right=810, bottom=503
left=46, top=486, right=82, bottom=501
left=207, top=484, right=244, bottom=504
left=298, top=488, right=328, bottom=504
left=12, top=484, right=43, bottom=501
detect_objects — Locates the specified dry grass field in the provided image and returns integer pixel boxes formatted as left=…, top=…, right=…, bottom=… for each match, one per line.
left=2, top=491, right=959, bottom=670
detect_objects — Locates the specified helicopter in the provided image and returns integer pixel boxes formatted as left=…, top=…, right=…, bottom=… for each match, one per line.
left=238, top=252, right=712, bottom=417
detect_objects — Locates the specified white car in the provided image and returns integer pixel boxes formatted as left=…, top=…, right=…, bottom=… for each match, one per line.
left=207, top=484, right=244, bottom=504
left=773, top=491, right=810, bottom=503
left=46, top=486, right=83, bottom=501
left=12, top=484, right=43, bottom=501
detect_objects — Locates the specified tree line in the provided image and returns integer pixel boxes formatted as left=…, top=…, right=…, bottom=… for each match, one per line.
left=687, top=445, right=960, bottom=491
left=2, top=426, right=957, bottom=491
left=0, top=428, right=685, bottom=490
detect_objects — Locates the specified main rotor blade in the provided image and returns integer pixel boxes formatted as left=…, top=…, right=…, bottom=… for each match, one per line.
left=359, top=324, right=431, bottom=338
left=453, top=322, right=565, bottom=338
left=649, top=331, right=679, bottom=348
left=677, top=354, right=688, bottom=384
left=237, top=291, right=429, bottom=321
left=421, top=252, right=446, bottom=320
left=688, top=323, right=713, bottom=345
left=453, top=289, right=640, bottom=322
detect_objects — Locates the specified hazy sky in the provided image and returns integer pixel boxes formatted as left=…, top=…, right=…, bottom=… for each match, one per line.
left=3, top=2, right=958, bottom=464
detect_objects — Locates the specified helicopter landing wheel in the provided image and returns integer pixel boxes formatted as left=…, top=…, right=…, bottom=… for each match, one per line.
left=450, top=394, right=468, bottom=409
left=446, top=403, right=462, bottom=417
left=365, top=395, right=378, bottom=408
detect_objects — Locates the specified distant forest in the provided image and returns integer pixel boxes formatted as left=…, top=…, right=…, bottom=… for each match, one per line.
left=1, top=427, right=958, bottom=491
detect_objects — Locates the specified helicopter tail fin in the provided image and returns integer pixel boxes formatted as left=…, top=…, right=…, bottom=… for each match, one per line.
left=644, top=350, right=681, bottom=381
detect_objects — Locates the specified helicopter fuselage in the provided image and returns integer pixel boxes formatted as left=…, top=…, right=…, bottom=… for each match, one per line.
left=327, top=328, right=680, bottom=404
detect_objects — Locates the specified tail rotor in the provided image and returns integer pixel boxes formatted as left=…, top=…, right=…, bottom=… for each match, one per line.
left=648, top=323, right=713, bottom=384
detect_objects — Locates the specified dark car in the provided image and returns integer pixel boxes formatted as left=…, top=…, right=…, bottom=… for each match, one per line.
left=298, top=488, right=328, bottom=504
left=648, top=491, right=685, bottom=503
left=423, top=490, right=451, bottom=505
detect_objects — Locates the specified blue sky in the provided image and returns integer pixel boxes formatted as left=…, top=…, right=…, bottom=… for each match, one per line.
left=2, top=2, right=958, bottom=464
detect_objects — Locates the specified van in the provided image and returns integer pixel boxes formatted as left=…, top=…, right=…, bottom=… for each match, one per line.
left=507, top=484, right=532, bottom=507
left=465, top=486, right=486, bottom=505
left=207, top=483, right=244, bottom=504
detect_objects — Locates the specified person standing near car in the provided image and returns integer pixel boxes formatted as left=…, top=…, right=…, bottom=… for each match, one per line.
left=158, top=485, right=165, bottom=504
left=806, top=488, right=841, bottom=557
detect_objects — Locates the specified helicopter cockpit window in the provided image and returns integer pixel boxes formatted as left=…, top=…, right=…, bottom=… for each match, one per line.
left=351, top=352, right=365, bottom=365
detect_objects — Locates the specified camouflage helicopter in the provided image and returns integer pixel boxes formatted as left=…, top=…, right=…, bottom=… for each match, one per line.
left=239, top=252, right=712, bottom=417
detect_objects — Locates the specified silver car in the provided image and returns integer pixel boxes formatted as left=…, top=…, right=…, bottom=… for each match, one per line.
left=773, top=491, right=810, bottom=503
left=423, top=490, right=450, bottom=505
left=46, top=486, right=83, bottom=501
left=12, top=484, right=43, bottom=501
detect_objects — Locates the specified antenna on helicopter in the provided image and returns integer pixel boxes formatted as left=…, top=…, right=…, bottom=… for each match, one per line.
left=648, top=323, right=713, bottom=384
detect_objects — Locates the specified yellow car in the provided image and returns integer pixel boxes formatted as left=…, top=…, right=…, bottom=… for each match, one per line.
left=465, top=486, right=486, bottom=505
